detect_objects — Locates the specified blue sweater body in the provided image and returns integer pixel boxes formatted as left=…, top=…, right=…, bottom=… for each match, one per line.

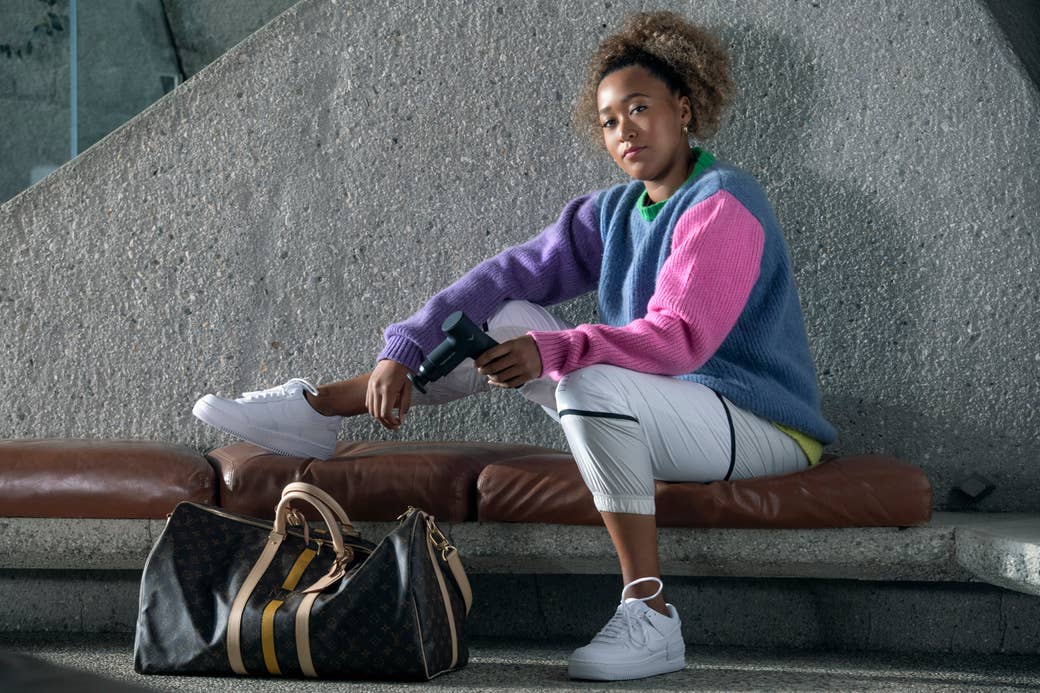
left=596, top=159, right=837, bottom=444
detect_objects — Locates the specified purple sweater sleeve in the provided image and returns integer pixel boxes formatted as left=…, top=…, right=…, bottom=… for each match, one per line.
left=376, top=193, right=602, bottom=372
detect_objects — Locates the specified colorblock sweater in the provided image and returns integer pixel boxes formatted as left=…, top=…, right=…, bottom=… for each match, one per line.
left=378, top=148, right=837, bottom=464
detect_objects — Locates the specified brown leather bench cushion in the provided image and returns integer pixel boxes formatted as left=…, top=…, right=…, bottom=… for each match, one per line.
left=0, top=437, right=932, bottom=527
left=477, top=454, right=933, bottom=527
left=0, top=439, right=216, bottom=519
left=207, top=440, right=572, bottom=522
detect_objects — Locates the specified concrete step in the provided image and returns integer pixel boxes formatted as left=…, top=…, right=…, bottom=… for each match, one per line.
left=3, top=569, right=1039, bottom=655
left=2, top=633, right=1040, bottom=692
left=3, top=512, right=1039, bottom=655
left=2, top=512, right=1039, bottom=594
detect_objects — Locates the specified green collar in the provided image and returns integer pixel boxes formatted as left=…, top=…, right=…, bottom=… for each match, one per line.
left=637, top=147, right=716, bottom=222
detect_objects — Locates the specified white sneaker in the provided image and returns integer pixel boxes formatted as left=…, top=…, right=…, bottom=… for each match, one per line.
left=192, top=378, right=342, bottom=460
left=567, top=577, right=686, bottom=681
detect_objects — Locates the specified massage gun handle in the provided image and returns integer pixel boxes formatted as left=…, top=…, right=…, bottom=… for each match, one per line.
left=407, top=312, right=498, bottom=393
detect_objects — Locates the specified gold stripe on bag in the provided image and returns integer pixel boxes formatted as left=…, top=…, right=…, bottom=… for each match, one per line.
left=227, top=532, right=285, bottom=675
left=261, top=599, right=285, bottom=675
left=282, top=548, right=317, bottom=590
left=258, top=547, right=318, bottom=676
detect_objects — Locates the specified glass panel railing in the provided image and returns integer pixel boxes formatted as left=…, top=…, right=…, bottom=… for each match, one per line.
left=2, top=0, right=296, bottom=206
left=75, top=0, right=183, bottom=155
left=0, top=0, right=72, bottom=203
left=1, top=0, right=184, bottom=205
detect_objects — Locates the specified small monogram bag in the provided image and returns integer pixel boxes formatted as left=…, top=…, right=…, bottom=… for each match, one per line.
left=134, top=482, right=471, bottom=680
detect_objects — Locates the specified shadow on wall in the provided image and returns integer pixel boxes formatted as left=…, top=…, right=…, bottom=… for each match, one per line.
left=713, top=24, right=1013, bottom=510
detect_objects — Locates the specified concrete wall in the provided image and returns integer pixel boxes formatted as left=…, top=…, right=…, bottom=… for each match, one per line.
left=0, top=0, right=1037, bottom=512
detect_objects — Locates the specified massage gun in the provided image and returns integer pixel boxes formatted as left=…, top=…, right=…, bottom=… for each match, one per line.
left=407, top=311, right=498, bottom=394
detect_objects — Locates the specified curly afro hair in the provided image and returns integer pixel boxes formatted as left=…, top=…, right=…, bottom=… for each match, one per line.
left=573, top=11, right=735, bottom=149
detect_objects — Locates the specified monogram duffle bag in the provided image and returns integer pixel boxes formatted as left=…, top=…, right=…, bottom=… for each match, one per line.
left=134, top=482, right=472, bottom=680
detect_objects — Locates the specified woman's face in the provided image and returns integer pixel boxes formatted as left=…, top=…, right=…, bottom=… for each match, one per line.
left=596, top=65, right=691, bottom=182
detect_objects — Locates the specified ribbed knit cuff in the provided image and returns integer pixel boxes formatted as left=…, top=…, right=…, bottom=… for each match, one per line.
left=527, top=330, right=573, bottom=379
left=376, top=337, right=424, bottom=374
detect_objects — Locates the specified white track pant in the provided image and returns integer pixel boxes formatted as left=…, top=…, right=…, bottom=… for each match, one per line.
left=410, top=300, right=808, bottom=515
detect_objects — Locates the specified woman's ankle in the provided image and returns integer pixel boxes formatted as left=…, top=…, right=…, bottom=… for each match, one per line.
left=304, top=375, right=370, bottom=417
left=644, top=596, right=669, bottom=617
left=303, top=389, right=336, bottom=416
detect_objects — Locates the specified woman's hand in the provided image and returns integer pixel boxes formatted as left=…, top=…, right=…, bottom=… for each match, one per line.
left=366, top=359, right=412, bottom=430
left=474, top=335, right=543, bottom=389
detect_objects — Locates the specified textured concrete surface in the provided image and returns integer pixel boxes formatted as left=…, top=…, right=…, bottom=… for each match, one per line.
left=0, top=514, right=974, bottom=582
left=446, top=520, right=968, bottom=583
left=4, top=513, right=1040, bottom=653
left=0, top=570, right=142, bottom=633
left=947, top=513, right=1040, bottom=596
left=0, top=517, right=166, bottom=570
left=3, top=633, right=1040, bottom=691
left=8, top=513, right=1040, bottom=593
left=1, top=0, right=1038, bottom=512
left=3, top=571, right=1040, bottom=655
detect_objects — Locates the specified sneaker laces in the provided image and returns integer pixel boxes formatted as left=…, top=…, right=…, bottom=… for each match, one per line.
left=240, top=377, right=319, bottom=401
left=590, top=576, right=663, bottom=648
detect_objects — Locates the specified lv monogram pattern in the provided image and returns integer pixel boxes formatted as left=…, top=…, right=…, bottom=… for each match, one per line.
left=134, top=502, right=467, bottom=680
left=307, top=545, right=427, bottom=680
left=410, top=521, right=454, bottom=674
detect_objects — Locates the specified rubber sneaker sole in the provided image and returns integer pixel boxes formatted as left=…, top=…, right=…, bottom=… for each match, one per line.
left=192, top=396, right=337, bottom=460
left=568, top=647, right=686, bottom=681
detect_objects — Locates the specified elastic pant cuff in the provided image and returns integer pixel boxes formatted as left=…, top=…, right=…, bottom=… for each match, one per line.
left=593, top=493, right=656, bottom=516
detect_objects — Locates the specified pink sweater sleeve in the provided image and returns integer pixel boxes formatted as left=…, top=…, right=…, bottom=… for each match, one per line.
left=528, top=190, right=765, bottom=380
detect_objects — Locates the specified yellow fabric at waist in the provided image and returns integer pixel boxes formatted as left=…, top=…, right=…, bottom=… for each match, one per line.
left=771, top=423, right=823, bottom=467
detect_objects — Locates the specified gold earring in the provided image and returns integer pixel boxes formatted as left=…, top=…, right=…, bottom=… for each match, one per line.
left=682, top=124, right=689, bottom=135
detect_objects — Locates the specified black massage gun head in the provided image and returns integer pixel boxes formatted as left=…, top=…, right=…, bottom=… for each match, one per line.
left=404, top=311, right=496, bottom=397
